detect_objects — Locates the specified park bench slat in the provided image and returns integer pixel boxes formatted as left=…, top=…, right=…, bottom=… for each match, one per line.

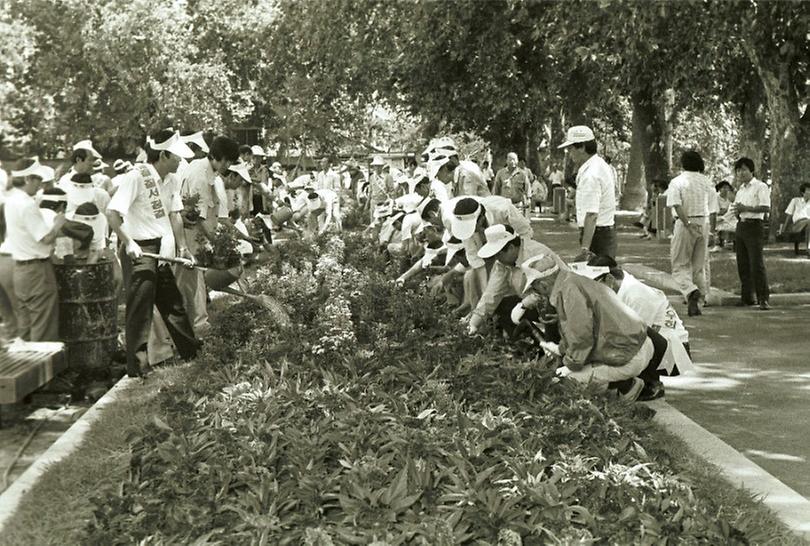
left=0, top=348, right=67, bottom=404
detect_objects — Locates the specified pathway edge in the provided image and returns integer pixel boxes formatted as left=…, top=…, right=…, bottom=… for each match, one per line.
left=647, top=399, right=810, bottom=539
left=0, top=376, right=137, bottom=534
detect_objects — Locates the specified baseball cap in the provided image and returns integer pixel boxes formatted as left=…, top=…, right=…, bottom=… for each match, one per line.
left=557, top=126, right=595, bottom=149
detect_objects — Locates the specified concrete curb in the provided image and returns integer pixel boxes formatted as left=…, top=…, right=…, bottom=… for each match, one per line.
left=647, top=399, right=810, bottom=539
left=0, top=376, right=137, bottom=533
left=624, top=262, right=810, bottom=307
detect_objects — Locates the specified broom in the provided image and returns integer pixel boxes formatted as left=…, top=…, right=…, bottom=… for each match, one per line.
left=141, top=253, right=292, bottom=326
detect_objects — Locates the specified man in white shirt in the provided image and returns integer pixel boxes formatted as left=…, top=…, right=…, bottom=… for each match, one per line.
left=732, top=157, right=770, bottom=310
left=778, top=182, right=810, bottom=256
left=57, top=140, right=102, bottom=189
left=667, top=151, right=711, bottom=316
left=177, top=135, right=239, bottom=335
left=558, top=126, right=617, bottom=260
left=107, top=130, right=200, bottom=377
left=5, top=160, right=67, bottom=341
left=429, top=150, right=490, bottom=198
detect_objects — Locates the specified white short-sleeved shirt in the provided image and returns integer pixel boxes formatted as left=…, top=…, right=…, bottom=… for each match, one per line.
left=3, top=188, right=53, bottom=260
left=395, top=193, right=424, bottom=213
left=314, top=188, right=339, bottom=210
left=734, top=178, right=770, bottom=220
left=107, top=163, right=182, bottom=244
left=181, top=158, right=219, bottom=224
left=785, top=197, right=810, bottom=222
left=574, top=154, right=616, bottom=227
left=618, top=272, right=688, bottom=343
left=400, top=212, right=423, bottom=242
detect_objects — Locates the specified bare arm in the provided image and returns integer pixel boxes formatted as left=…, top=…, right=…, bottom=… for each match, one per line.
left=580, top=212, right=598, bottom=250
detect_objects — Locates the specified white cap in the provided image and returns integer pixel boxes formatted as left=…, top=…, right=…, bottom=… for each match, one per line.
left=449, top=197, right=482, bottom=240
left=72, top=139, right=102, bottom=159
left=477, top=224, right=518, bottom=259
left=147, top=132, right=194, bottom=159
left=228, top=162, right=252, bottom=184
left=558, top=126, right=595, bottom=149
left=370, top=155, right=386, bottom=166
left=569, top=261, right=609, bottom=280
left=180, top=131, right=210, bottom=154
left=520, top=254, right=560, bottom=293
left=93, top=159, right=109, bottom=171
left=250, top=145, right=266, bottom=157
left=11, top=159, right=53, bottom=181
left=426, top=156, right=450, bottom=179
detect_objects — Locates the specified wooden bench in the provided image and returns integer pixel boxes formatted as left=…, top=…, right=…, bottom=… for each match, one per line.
left=0, top=345, right=66, bottom=406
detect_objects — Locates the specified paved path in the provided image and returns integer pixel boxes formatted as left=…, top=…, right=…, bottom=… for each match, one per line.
left=533, top=216, right=810, bottom=499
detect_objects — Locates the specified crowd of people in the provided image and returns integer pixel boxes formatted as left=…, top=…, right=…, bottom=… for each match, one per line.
left=0, top=122, right=783, bottom=401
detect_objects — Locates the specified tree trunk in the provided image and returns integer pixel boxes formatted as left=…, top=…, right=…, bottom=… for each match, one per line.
left=621, top=106, right=646, bottom=210
left=743, top=40, right=810, bottom=236
left=631, top=87, right=670, bottom=187
left=737, top=78, right=768, bottom=178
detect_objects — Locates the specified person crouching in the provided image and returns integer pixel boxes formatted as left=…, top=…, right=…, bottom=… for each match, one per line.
left=517, top=254, right=666, bottom=402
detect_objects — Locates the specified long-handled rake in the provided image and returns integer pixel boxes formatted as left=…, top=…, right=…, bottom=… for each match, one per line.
left=141, top=252, right=291, bottom=326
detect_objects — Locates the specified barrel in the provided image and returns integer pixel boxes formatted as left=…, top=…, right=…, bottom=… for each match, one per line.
left=53, top=260, right=118, bottom=381
left=552, top=187, right=567, bottom=215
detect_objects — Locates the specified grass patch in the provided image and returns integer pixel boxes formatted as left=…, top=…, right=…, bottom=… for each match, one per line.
left=0, top=364, right=195, bottom=546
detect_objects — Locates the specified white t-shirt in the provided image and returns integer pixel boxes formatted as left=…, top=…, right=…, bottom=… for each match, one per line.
left=785, top=197, right=810, bottom=222
left=107, top=163, right=182, bottom=253
left=3, top=188, right=53, bottom=260
left=575, top=154, right=616, bottom=227
left=617, top=272, right=688, bottom=342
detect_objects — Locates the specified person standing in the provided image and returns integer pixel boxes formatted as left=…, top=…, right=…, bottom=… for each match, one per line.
left=558, top=126, right=617, bottom=260
left=732, top=157, right=770, bottom=310
left=57, top=140, right=102, bottom=189
left=5, top=160, right=67, bottom=341
left=492, top=153, right=528, bottom=207
left=367, top=156, right=393, bottom=221
left=107, top=130, right=200, bottom=377
left=666, top=151, right=710, bottom=316
left=178, top=135, right=240, bottom=335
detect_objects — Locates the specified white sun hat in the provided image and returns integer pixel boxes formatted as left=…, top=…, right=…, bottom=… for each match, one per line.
left=11, top=159, right=53, bottom=181
left=558, top=125, right=595, bottom=149
left=72, top=139, right=102, bottom=159
left=250, top=145, right=266, bottom=157
left=477, top=224, right=518, bottom=259
left=180, top=131, right=210, bottom=154
left=521, top=254, right=560, bottom=294
left=228, top=162, right=252, bottom=184
left=147, top=132, right=194, bottom=159
left=569, top=261, right=610, bottom=280
left=449, top=197, right=482, bottom=240
left=370, top=155, right=386, bottom=167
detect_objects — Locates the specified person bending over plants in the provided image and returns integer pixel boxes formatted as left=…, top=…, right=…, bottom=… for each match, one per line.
left=514, top=254, right=668, bottom=402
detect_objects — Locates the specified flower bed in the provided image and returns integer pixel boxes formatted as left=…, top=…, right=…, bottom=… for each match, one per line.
left=82, top=233, right=789, bottom=544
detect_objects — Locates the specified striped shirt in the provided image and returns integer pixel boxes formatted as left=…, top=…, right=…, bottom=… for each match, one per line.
left=666, top=171, right=710, bottom=217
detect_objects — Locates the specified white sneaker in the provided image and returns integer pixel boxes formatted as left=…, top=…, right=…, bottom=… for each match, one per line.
left=709, top=245, right=722, bottom=253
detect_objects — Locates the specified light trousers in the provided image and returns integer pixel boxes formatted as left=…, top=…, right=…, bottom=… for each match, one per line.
left=670, top=220, right=707, bottom=297
left=562, top=337, right=654, bottom=389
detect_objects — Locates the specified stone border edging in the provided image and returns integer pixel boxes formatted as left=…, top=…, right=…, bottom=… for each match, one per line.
left=0, top=376, right=137, bottom=534
left=624, top=262, right=810, bottom=307
left=647, top=399, right=810, bottom=539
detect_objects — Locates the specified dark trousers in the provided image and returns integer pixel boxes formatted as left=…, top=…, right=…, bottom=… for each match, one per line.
left=580, top=225, right=617, bottom=259
left=640, top=327, right=668, bottom=384
left=735, top=220, right=769, bottom=304
left=125, top=239, right=199, bottom=375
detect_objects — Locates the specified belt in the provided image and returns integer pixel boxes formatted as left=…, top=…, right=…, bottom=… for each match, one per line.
left=15, top=257, right=50, bottom=265
left=687, top=215, right=706, bottom=218
left=595, top=225, right=614, bottom=230
left=134, top=238, right=162, bottom=245
left=739, top=218, right=763, bottom=223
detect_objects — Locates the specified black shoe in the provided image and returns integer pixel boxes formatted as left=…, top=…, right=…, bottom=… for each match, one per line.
left=759, top=301, right=771, bottom=311
left=687, top=289, right=702, bottom=316
left=638, top=381, right=665, bottom=401
left=735, top=300, right=755, bottom=307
